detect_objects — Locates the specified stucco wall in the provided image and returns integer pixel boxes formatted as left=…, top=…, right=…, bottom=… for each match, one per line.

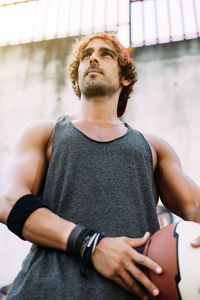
left=0, top=37, right=199, bottom=285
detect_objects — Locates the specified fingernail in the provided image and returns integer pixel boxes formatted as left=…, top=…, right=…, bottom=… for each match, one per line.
left=144, top=232, right=150, bottom=238
left=152, top=289, right=159, bottom=296
left=156, top=266, right=162, bottom=273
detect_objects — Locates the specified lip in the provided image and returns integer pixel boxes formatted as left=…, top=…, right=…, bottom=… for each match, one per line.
left=86, top=69, right=103, bottom=75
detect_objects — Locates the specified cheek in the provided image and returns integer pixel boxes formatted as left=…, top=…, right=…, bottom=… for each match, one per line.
left=78, top=66, right=83, bottom=84
left=111, top=64, right=121, bottom=78
left=78, top=62, right=88, bottom=79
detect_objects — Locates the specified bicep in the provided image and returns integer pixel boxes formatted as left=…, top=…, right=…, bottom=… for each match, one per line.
left=0, top=124, right=49, bottom=222
left=154, top=138, right=200, bottom=219
left=5, top=148, right=47, bottom=196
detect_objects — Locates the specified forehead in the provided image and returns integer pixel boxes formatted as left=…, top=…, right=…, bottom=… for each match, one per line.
left=84, top=38, right=116, bottom=52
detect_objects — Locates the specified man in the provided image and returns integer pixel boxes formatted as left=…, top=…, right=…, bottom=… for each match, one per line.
left=0, top=33, right=199, bottom=300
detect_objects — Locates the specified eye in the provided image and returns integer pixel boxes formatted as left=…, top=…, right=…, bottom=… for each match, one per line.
left=81, top=52, right=91, bottom=60
left=102, top=51, right=113, bottom=58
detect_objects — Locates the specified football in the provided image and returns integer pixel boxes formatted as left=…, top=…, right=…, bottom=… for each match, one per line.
left=143, top=221, right=200, bottom=300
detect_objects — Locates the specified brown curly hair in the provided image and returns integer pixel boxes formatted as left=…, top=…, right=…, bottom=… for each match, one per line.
left=68, top=33, right=137, bottom=117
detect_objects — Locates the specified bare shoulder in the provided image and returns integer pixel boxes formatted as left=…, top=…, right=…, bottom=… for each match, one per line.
left=20, top=119, right=56, bottom=138
left=143, top=133, right=181, bottom=167
left=15, top=119, right=56, bottom=150
left=143, top=133, right=178, bottom=157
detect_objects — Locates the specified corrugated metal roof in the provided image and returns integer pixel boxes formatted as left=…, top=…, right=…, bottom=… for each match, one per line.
left=0, top=0, right=199, bottom=47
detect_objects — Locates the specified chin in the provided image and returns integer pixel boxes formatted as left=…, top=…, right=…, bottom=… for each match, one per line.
left=83, top=82, right=108, bottom=97
left=82, top=79, right=119, bottom=98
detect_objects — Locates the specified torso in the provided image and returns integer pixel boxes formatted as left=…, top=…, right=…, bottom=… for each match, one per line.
left=45, top=117, right=159, bottom=202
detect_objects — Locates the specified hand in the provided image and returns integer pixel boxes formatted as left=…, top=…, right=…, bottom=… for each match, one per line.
left=190, top=236, right=200, bottom=248
left=91, top=232, right=162, bottom=300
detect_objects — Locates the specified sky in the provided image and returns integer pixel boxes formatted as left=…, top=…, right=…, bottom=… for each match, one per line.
left=0, top=0, right=199, bottom=47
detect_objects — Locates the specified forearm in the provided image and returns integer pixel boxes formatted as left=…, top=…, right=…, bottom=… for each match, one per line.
left=183, top=200, right=200, bottom=223
left=0, top=192, right=76, bottom=251
left=22, top=207, right=76, bottom=250
left=183, top=176, right=200, bottom=223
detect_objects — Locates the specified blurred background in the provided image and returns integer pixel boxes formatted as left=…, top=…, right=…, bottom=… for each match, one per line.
left=0, top=0, right=200, bottom=287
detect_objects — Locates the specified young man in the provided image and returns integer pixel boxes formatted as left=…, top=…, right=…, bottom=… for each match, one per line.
left=0, top=33, right=199, bottom=300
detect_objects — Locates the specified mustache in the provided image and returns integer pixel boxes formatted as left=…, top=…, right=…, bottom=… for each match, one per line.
left=85, top=66, right=104, bottom=77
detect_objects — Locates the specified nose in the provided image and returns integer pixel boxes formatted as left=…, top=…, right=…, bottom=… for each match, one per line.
left=89, top=51, right=99, bottom=65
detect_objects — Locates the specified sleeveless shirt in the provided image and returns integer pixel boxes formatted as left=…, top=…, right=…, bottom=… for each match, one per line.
left=7, top=115, right=160, bottom=300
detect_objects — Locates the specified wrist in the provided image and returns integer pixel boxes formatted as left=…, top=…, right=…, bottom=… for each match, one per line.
left=66, top=224, right=105, bottom=265
left=65, top=223, right=76, bottom=251
left=91, top=236, right=106, bottom=263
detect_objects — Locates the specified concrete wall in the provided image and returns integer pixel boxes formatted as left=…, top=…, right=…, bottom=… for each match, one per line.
left=0, top=37, right=200, bottom=286
left=0, top=37, right=78, bottom=286
left=127, top=38, right=200, bottom=182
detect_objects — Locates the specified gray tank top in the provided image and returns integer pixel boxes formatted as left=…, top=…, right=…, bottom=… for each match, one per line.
left=7, top=115, right=160, bottom=300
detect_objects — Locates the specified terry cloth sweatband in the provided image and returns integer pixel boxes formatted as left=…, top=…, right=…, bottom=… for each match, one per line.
left=6, top=194, right=49, bottom=240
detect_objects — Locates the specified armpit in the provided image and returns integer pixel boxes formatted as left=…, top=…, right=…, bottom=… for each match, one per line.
left=46, top=122, right=56, bottom=164
left=143, top=133, right=158, bottom=171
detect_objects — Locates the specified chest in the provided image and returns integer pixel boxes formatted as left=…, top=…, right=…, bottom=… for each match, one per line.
left=70, top=121, right=128, bottom=142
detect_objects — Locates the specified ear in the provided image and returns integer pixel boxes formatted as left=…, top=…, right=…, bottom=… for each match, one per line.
left=121, top=76, right=130, bottom=87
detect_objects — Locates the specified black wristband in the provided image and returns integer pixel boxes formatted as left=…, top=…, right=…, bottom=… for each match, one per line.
left=6, top=194, right=49, bottom=240
left=67, top=224, right=88, bottom=255
left=66, top=224, right=105, bottom=265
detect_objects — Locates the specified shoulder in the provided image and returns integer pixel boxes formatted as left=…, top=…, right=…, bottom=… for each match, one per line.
left=142, top=133, right=181, bottom=169
left=22, top=119, right=56, bottom=134
left=143, top=133, right=179, bottom=158
left=14, top=119, right=56, bottom=151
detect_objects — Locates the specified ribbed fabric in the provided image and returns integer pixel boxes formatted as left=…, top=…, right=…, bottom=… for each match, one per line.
left=7, top=115, right=160, bottom=300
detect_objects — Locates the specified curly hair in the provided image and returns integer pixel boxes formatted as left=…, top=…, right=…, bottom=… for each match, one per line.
left=68, top=33, right=138, bottom=117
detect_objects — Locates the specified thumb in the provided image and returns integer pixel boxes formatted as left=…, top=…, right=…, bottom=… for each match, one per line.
left=128, top=232, right=150, bottom=248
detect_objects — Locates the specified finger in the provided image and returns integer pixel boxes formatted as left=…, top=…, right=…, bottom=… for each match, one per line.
left=132, top=251, right=162, bottom=275
left=190, top=236, right=200, bottom=248
left=114, top=275, right=133, bottom=294
left=126, top=263, right=160, bottom=298
left=127, top=232, right=150, bottom=248
left=120, top=271, right=148, bottom=300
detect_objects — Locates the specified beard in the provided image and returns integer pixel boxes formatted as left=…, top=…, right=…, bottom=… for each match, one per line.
left=80, top=75, right=120, bottom=99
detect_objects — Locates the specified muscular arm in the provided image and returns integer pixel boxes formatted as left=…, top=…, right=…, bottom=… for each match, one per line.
left=0, top=121, right=75, bottom=250
left=148, top=135, right=200, bottom=222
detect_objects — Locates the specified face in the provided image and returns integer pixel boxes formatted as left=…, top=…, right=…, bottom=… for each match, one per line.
left=78, top=38, right=126, bottom=98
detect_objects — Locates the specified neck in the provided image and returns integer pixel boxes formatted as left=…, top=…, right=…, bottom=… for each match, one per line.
left=76, top=94, right=120, bottom=124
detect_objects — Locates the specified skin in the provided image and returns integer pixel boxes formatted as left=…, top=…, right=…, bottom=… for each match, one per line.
left=0, top=38, right=200, bottom=300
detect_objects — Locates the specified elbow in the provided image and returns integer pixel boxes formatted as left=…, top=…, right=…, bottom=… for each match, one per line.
left=0, top=200, right=9, bottom=224
left=182, top=200, right=200, bottom=223
left=0, top=189, right=28, bottom=224
left=0, top=192, right=15, bottom=224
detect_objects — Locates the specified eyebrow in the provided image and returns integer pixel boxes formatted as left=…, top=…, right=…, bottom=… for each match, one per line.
left=100, top=47, right=117, bottom=57
left=82, top=47, right=117, bottom=58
